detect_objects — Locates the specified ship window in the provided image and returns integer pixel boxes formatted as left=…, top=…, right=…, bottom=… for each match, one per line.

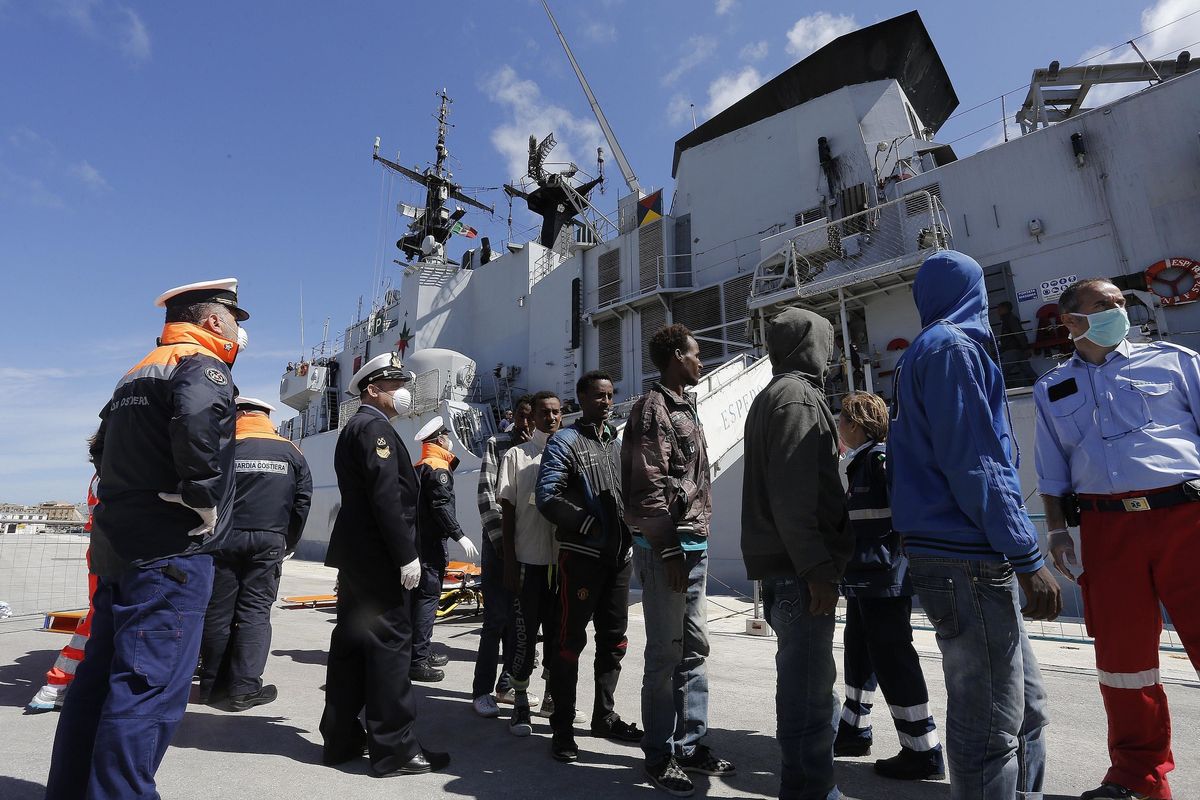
left=598, top=317, right=623, bottom=383
left=904, top=184, right=941, bottom=216
left=795, top=207, right=823, bottom=227
left=598, top=248, right=621, bottom=305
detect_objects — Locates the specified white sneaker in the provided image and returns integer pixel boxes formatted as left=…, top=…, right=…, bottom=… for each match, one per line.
left=27, top=684, right=65, bottom=713
left=496, top=688, right=540, bottom=707
left=473, top=694, right=501, bottom=718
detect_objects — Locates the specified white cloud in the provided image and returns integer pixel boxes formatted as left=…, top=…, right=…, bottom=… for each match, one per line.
left=716, top=0, right=737, bottom=15
left=704, top=66, right=763, bottom=118
left=662, top=35, right=718, bottom=87
left=43, top=0, right=151, bottom=63
left=583, top=21, right=617, bottom=43
left=740, top=40, right=769, bottom=62
left=71, top=160, right=110, bottom=191
left=785, top=12, right=857, bottom=58
left=666, top=94, right=695, bottom=126
left=483, top=66, right=605, bottom=181
left=1081, top=0, right=1200, bottom=106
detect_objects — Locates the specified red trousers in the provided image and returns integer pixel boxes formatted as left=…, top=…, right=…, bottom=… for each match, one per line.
left=1079, top=500, right=1200, bottom=799
left=44, top=551, right=98, bottom=688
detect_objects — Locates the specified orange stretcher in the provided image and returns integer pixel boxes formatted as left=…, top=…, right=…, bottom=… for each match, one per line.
left=42, top=609, right=87, bottom=633
left=438, top=560, right=483, bottom=618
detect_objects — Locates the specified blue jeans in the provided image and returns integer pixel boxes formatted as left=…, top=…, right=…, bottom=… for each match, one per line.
left=909, top=557, right=1048, bottom=800
left=761, top=576, right=840, bottom=800
left=472, top=535, right=514, bottom=698
left=635, top=547, right=710, bottom=764
left=45, top=554, right=215, bottom=800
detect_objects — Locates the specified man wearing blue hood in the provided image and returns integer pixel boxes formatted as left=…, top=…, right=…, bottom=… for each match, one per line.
left=887, top=250, right=1062, bottom=800
left=742, top=307, right=852, bottom=800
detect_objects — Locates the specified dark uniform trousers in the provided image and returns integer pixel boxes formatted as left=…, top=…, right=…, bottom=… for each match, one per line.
left=549, top=550, right=631, bottom=732
left=45, top=554, right=214, bottom=800
left=409, top=562, right=444, bottom=668
left=510, top=562, right=558, bottom=692
left=320, top=577, right=420, bottom=771
left=198, top=529, right=286, bottom=697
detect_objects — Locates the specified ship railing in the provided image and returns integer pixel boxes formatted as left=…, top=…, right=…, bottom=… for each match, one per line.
left=589, top=254, right=695, bottom=316
left=748, top=191, right=952, bottom=310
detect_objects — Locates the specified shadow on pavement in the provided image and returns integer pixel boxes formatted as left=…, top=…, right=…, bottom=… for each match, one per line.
left=172, top=711, right=324, bottom=764
left=270, top=648, right=328, bottom=666
left=0, top=649, right=56, bottom=708
left=0, top=776, right=46, bottom=800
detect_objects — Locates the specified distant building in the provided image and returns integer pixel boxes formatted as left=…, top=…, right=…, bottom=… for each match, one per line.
left=0, top=502, right=85, bottom=534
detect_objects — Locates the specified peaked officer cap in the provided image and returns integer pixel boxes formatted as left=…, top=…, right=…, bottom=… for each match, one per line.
left=155, top=278, right=250, bottom=321
left=234, top=396, right=275, bottom=414
left=349, top=351, right=415, bottom=395
left=415, top=415, right=448, bottom=443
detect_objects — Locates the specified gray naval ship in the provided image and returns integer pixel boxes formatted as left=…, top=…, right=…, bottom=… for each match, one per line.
left=275, top=11, right=1200, bottom=610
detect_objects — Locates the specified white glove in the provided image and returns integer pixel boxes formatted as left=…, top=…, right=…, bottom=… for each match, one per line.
left=158, top=492, right=217, bottom=538
left=456, top=536, right=479, bottom=561
left=400, top=557, right=421, bottom=590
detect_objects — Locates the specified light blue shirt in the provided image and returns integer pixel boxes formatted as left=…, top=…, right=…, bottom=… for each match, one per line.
left=1033, top=340, right=1200, bottom=495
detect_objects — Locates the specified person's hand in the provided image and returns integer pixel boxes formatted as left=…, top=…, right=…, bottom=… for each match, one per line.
left=503, top=555, right=521, bottom=595
left=400, top=557, right=421, bottom=591
left=157, top=492, right=217, bottom=537
left=807, top=580, right=839, bottom=616
left=1017, top=566, right=1063, bottom=621
left=456, top=536, right=480, bottom=562
left=1048, top=530, right=1078, bottom=583
left=663, top=556, right=688, bottom=593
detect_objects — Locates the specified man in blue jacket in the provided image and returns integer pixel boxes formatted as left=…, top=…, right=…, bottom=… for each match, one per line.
left=887, top=250, right=1061, bottom=800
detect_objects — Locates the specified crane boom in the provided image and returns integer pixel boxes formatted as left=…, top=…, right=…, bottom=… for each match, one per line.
left=541, top=0, right=641, bottom=196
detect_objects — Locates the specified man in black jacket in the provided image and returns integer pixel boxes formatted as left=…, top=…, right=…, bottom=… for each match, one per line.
left=740, top=308, right=852, bottom=800
left=198, top=396, right=312, bottom=711
left=537, top=370, right=642, bottom=763
left=45, top=278, right=248, bottom=800
left=319, top=352, right=449, bottom=777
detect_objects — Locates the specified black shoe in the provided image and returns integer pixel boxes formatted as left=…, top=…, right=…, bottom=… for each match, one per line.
left=551, top=731, right=579, bottom=763
left=645, top=756, right=695, bottom=797
left=428, top=652, right=449, bottom=668
left=1080, top=784, right=1150, bottom=799
left=834, top=729, right=872, bottom=757
left=227, top=685, right=277, bottom=712
left=873, top=748, right=946, bottom=781
left=409, top=664, right=445, bottom=682
left=371, top=749, right=450, bottom=777
left=676, top=744, right=736, bottom=777
left=509, top=704, right=533, bottom=737
left=590, top=716, right=643, bottom=743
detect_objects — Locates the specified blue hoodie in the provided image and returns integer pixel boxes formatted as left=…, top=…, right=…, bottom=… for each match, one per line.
left=886, top=251, right=1044, bottom=573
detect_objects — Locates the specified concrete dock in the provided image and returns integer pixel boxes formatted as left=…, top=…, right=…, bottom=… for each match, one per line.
left=1, top=559, right=1196, bottom=799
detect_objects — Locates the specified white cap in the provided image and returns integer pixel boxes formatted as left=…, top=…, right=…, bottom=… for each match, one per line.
left=348, top=351, right=415, bottom=395
left=415, top=415, right=448, bottom=443
left=235, top=396, right=275, bottom=414
left=154, top=278, right=249, bottom=321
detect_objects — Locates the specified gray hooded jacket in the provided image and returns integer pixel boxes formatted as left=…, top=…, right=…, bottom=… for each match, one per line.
left=740, top=308, right=852, bottom=582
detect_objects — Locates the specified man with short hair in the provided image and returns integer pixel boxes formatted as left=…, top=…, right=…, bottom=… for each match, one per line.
left=624, top=323, right=735, bottom=796
left=499, top=390, right=563, bottom=737
left=888, top=250, right=1061, bottom=800
left=537, top=370, right=641, bottom=763
left=198, top=396, right=312, bottom=711
left=741, top=308, right=852, bottom=800
left=1035, top=278, right=1200, bottom=800
left=411, top=416, right=479, bottom=683
left=320, top=352, right=449, bottom=777
left=45, top=279, right=248, bottom=800
left=473, top=395, right=535, bottom=717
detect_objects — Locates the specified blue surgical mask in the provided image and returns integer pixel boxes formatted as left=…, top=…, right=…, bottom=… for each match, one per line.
left=1074, top=307, right=1130, bottom=348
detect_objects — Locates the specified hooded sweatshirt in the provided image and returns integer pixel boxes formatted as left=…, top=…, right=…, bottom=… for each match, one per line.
left=887, top=251, right=1044, bottom=573
left=741, top=308, right=852, bottom=582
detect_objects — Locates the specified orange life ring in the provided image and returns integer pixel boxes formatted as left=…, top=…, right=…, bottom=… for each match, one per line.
left=1145, top=257, right=1200, bottom=306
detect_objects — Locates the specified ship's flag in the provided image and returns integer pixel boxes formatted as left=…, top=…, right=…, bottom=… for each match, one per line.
left=637, top=189, right=663, bottom=227
left=451, top=221, right=478, bottom=238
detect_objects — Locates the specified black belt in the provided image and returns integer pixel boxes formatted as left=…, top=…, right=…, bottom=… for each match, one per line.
left=1077, top=481, right=1200, bottom=513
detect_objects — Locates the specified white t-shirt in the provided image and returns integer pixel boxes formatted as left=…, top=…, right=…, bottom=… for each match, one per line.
left=497, top=432, right=557, bottom=566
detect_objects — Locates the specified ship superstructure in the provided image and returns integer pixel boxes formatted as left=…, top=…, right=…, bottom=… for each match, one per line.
left=277, top=11, right=1200, bottom=596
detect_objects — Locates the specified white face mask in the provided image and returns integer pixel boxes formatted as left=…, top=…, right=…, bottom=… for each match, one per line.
left=388, top=387, right=412, bottom=417
left=236, top=327, right=249, bottom=351
left=440, top=435, right=454, bottom=453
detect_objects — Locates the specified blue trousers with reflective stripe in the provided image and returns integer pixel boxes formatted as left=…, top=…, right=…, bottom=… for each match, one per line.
left=45, top=554, right=214, bottom=800
left=840, top=594, right=941, bottom=753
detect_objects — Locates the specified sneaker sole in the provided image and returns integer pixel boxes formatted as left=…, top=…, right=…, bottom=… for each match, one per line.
left=679, top=765, right=737, bottom=777
left=645, top=770, right=695, bottom=797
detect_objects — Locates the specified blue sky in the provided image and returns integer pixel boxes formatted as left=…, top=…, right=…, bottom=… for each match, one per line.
left=1, top=0, right=1196, bottom=503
